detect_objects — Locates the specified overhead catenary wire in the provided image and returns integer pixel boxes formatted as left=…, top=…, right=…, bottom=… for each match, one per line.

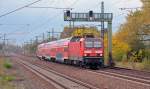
left=0, top=24, right=30, bottom=26
left=0, top=0, right=42, bottom=18
left=30, top=0, right=79, bottom=31
left=27, top=0, right=80, bottom=44
left=27, top=0, right=80, bottom=10
left=28, top=6, right=73, bottom=10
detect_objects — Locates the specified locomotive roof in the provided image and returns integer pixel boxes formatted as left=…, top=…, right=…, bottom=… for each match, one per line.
left=38, top=37, right=103, bottom=48
left=46, top=38, right=72, bottom=45
left=43, top=38, right=72, bottom=48
left=38, top=43, right=46, bottom=47
left=85, top=38, right=102, bottom=41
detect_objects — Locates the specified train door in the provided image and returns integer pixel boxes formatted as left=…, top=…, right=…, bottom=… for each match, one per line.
left=68, top=37, right=81, bottom=61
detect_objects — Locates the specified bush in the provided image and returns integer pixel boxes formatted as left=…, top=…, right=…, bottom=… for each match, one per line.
left=1, top=75, right=15, bottom=82
left=3, top=61, right=12, bottom=69
left=142, top=58, right=150, bottom=71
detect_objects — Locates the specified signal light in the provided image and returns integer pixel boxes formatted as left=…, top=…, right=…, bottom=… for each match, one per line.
left=89, top=10, right=93, bottom=17
left=66, top=10, right=70, bottom=17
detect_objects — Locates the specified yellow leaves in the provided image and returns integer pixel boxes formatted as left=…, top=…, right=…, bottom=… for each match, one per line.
left=72, top=27, right=100, bottom=37
left=110, top=36, right=131, bottom=61
left=113, top=36, right=130, bottom=52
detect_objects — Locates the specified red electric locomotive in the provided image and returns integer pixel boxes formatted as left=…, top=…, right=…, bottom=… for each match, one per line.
left=36, top=37, right=104, bottom=69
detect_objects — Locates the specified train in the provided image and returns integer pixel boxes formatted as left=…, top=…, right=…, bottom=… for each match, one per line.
left=36, top=36, right=104, bottom=69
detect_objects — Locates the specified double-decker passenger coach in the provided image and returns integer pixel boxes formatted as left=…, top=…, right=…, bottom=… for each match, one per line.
left=36, top=36, right=104, bottom=69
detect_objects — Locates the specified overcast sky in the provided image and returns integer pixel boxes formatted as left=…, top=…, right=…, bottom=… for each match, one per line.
left=0, top=0, right=142, bottom=45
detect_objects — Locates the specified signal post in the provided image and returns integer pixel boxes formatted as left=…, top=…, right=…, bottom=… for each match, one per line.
left=64, top=2, right=114, bottom=66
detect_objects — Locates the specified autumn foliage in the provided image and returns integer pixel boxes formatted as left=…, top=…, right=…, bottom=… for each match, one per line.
left=113, top=0, right=150, bottom=62
left=60, top=26, right=100, bottom=38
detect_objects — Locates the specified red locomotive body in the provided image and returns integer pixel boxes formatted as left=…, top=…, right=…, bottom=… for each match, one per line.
left=36, top=37, right=104, bottom=68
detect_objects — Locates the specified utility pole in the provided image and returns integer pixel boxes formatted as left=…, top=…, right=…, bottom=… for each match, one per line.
left=64, top=3, right=114, bottom=66
left=30, top=39, right=33, bottom=45
left=107, top=21, right=113, bottom=66
left=47, top=28, right=54, bottom=41
left=101, top=1, right=105, bottom=38
left=22, top=43, right=25, bottom=55
left=47, top=28, right=61, bottom=41
left=3, top=34, right=6, bottom=46
left=42, top=33, right=45, bottom=42
left=35, top=36, right=39, bottom=44
left=47, top=31, right=51, bottom=41
left=101, top=1, right=105, bottom=64
left=52, top=28, right=54, bottom=41
left=101, top=2, right=114, bottom=66
left=24, top=42, right=30, bottom=55
left=2, top=34, right=6, bottom=55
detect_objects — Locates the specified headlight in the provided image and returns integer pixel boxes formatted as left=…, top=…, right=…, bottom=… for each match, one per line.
left=100, top=53, right=103, bottom=56
left=97, top=53, right=103, bottom=56
left=84, top=54, right=90, bottom=56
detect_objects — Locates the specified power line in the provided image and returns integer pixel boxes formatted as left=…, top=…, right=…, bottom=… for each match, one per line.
left=31, top=0, right=79, bottom=31
left=0, top=24, right=30, bottom=26
left=111, top=0, right=126, bottom=7
left=21, top=0, right=80, bottom=43
left=28, top=6, right=73, bottom=10
left=0, top=0, right=42, bottom=18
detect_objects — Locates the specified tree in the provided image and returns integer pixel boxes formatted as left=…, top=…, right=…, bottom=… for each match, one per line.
left=60, top=26, right=100, bottom=38
left=113, top=0, right=150, bottom=61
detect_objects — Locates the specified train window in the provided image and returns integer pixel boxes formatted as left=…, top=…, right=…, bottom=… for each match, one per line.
left=70, top=37, right=81, bottom=42
left=85, top=41, right=93, bottom=48
left=51, top=48, right=55, bottom=51
left=76, top=38, right=81, bottom=41
left=64, top=47, right=68, bottom=52
left=94, top=42, right=102, bottom=48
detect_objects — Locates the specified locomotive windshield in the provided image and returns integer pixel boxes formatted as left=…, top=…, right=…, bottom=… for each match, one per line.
left=94, top=41, right=102, bottom=48
left=85, top=41, right=93, bottom=48
left=85, top=38, right=102, bottom=48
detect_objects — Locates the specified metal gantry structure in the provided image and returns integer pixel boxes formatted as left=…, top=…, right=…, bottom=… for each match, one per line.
left=47, top=28, right=61, bottom=41
left=64, top=2, right=114, bottom=66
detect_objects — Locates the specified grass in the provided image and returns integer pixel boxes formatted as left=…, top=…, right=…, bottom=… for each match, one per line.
left=116, top=58, right=150, bottom=71
left=0, top=77, right=15, bottom=89
left=3, top=60, right=13, bottom=69
left=2, top=75, right=15, bottom=82
left=140, top=59, right=150, bottom=71
left=0, top=57, right=15, bottom=89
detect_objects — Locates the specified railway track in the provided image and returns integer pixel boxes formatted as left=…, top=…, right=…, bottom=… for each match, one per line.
left=89, top=70, right=150, bottom=86
left=38, top=60, right=150, bottom=87
left=85, top=66, right=150, bottom=86
left=15, top=57, right=99, bottom=89
left=12, top=54, right=150, bottom=88
left=103, top=67, right=150, bottom=80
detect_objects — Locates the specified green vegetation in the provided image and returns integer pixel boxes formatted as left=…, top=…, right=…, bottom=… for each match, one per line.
left=112, top=0, right=150, bottom=71
left=60, top=26, right=100, bottom=38
left=4, top=60, right=13, bottom=69
left=1, top=75, right=15, bottom=82
left=24, top=0, right=150, bottom=71
left=141, top=59, right=150, bottom=70
left=0, top=57, right=15, bottom=89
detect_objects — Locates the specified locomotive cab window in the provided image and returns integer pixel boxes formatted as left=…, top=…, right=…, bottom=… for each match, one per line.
left=71, top=37, right=81, bottom=42
left=94, top=42, right=102, bottom=48
left=85, top=38, right=102, bottom=48
left=85, top=41, right=93, bottom=48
